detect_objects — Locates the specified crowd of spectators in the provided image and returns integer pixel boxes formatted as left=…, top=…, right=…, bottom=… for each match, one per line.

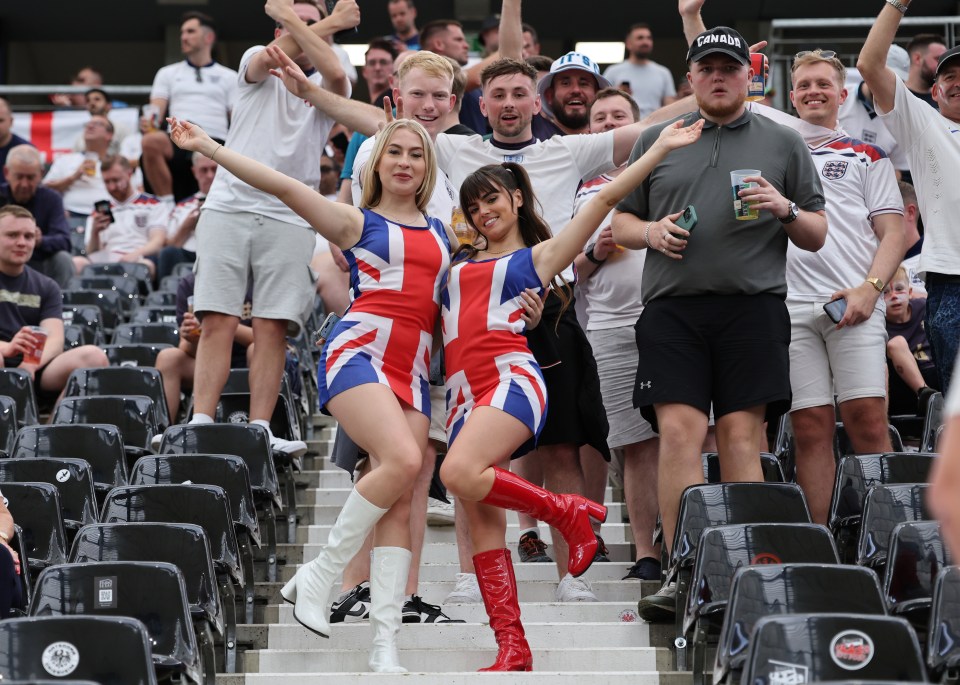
left=1, top=0, right=959, bottom=645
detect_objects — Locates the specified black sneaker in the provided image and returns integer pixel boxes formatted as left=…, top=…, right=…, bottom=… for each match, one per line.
left=593, top=534, right=610, bottom=562
left=517, top=531, right=553, bottom=563
left=329, top=581, right=370, bottom=623
left=623, top=557, right=662, bottom=581
left=401, top=595, right=465, bottom=624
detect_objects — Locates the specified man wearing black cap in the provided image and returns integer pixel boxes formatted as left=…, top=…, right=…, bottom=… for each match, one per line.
left=611, top=26, right=828, bottom=621
left=858, top=0, right=960, bottom=394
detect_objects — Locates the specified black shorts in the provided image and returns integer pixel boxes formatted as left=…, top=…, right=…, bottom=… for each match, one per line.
left=633, top=294, right=792, bottom=429
left=524, top=292, right=609, bottom=459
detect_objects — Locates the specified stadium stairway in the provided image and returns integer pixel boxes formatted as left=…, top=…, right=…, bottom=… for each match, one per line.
left=216, top=414, right=690, bottom=684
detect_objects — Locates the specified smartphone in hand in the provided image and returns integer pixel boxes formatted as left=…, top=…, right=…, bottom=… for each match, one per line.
left=676, top=205, right=698, bottom=233
left=94, top=200, right=115, bottom=224
left=823, top=298, right=847, bottom=324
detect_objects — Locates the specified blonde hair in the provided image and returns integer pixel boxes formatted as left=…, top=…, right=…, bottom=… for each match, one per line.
left=791, top=49, right=846, bottom=88
left=892, top=265, right=909, bottom=285
left=397, top=50, right=455, bottom=87
left=359, top=119, right=436, bottom=214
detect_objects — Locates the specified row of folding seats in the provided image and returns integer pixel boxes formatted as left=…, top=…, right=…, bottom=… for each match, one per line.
left=0, top=422, right=304, bottom=682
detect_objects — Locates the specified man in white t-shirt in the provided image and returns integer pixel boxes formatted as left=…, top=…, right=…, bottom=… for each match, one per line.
left=41, top=115, right=112, bottom=218
left=142, top=11, right=238, bottom=202
left=602, top=24, right=677, bottom=120
left=189, top=0, right=356, bottom=457
left=858, top=0, right=960, bottom=394
left=571, top=89, right=661, bottom=583
left=780, top=50, right=905, bottom=525
left=73, top=156, right=169, bottom=278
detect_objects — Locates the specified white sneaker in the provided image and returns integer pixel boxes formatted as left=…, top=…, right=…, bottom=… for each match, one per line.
left=555, top=573, right=598, bottom=602
left=444, top=573, right=482, bottom=604
left=150, top=433, right=164, bottom=452
left=271, top=434, right=308, bottom=458
left=426, top=497, right=455, bottom=526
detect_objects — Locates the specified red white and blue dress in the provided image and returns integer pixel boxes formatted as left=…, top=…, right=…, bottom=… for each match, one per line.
left=318, top=209, right=450, bottom=417
left=442, top=248, right=548, bottom=452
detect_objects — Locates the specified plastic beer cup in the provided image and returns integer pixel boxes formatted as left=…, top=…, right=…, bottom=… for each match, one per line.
left=23, top=326, right=47, bottom=366
left=730, top=169, right=761, bottom=221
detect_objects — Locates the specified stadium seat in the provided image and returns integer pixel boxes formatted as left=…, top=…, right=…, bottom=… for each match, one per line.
left=0, top=482, right=67, bottom=577
left=699, top=452, right=785, bottom=483
left=112, top=322, right=179, bottom=348
left=713, top=564, right=884, bottom=685
left=829, top=452, right=936, bottom=563
left=144, top=290, right=178, bottom=307
left=13, top=424, right=129, bottom=500
left=683, top=523, right=839, bottom=683
left=0, top=457, right=98, bottom=534
left=921, top=391, right=945, bottom=454
left=61, top=304, right=106, bottom=346
left=928, top=565, right=960, bottom=682
left=53, top=395, right=159, bottom=463
left=29, top=561, right=205, bottom=684
left=0, top=615, right=158, bottom=684
left=835, top=421, right=905, bottom=457
left=63, top=367, right=171, bottom=431
left=131, top=305, right=178, bottom=324
left=62, top=289, right=124, bottom=333
left=102, top=343, right=172, bottom=367
left=100, top=484, right=248, bottom=623
left=82, top=261, right=152, bottom=297
left=0, top=395, right=16, bottom=457
left=69, top=522, right=233, bottom=673
left=740, top=613, right=925, bottom=683
left=0, top=369, right=39, bottom=427
left=70, top=275, right=139, bottom=312
left=883, top=520, right=950, bottom=634
left=857, top=483, right=932, bottom=571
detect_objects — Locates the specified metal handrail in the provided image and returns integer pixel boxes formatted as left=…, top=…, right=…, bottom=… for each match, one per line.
left=0, top=85, right=152, bottom=95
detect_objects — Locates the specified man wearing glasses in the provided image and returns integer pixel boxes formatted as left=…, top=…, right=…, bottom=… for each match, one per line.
left=141, top=12, right=238, bottom=203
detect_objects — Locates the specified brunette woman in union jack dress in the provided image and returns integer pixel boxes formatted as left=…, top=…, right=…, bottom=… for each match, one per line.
left=438, top=118, right=704, bottom=671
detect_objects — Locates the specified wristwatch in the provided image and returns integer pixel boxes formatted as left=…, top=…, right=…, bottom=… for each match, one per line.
left=779, top=201, right=799, bottom=224
left=865, top=276, right=885, bottom=292
left=585, top=245, right=606, bottom=265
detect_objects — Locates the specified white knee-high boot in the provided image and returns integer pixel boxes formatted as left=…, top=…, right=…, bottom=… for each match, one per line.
left=368, top=546, right=412, bottom=673
left=281, top=488, right=387, bottom=637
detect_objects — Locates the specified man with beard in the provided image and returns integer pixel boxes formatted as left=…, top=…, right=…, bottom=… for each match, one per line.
left=905, top=33, right=947, bottom=107
left=534, top=52, right=611, bottom=138
left=603, top=24, right=678, bottom=120
left=387, top=0, right=419, bottom=52
left=611, top=26, right=827, bottom=621
left=858, top=0, right=960, bottom=394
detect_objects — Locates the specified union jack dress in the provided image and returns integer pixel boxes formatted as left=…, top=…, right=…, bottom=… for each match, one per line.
left=442, top=248, right=548, bottom=451
left=318, top=209, right=450, bottom=417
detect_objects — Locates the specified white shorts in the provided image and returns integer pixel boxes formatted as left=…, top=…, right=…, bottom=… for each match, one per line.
left=194, top=209, right=316, bottom=335
left=787, top=300, right=888, bottom=411
left=587, top=325, right=656, bottom=448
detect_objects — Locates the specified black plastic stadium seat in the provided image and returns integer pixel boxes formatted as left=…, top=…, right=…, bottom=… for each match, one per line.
left=0, top=482, right=67, bottom=577
left=102, top=343, right=172, bottom=367
left=713, top=563, right=885, bottom=685
left=0, top=395, right=16, bottom=457
left=53, top=395, right=159, bottom=463
left=63, top=367, right=171, bottom=431
left=112, top=322, right=179, bottom=348
left=740, top=613, right=925, bottom=684
left=928, top=565, right=960, bottom=681
left=62, top=289, right=124, bottom=333
left=61, top=304, right=106, bottom=346
left=0, top=614, right=158, bottom=684
left=0, top=457, right=98, bottom=533
left=82, top=261, right=152, bottom=297
left=882, top=520, right=950, bottom=634
left=0, top=369, right=39, bottom=427
left=856, top=483, right=932, bottom=571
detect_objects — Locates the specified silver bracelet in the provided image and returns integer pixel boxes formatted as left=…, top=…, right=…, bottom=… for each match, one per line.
left=643, top=221, right=655, bottom=247
left=886, top=0, right=908, bottom=14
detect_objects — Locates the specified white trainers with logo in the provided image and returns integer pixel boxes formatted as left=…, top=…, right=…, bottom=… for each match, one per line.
left=271, top=435, right=308, bottom=458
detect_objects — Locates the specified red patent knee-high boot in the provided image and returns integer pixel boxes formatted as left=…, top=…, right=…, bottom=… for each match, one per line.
left=474, top=548, right=533, bottom=672
left=479, top=466, right=607, bottom=577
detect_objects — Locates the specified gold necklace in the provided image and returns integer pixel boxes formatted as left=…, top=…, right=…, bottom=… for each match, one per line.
left=377, top=209, right=424, bottom=226
left=482, top=247, right=516, bottom=255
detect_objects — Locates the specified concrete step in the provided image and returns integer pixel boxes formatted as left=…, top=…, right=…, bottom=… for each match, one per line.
left=298, top=501, right=629, bottom=526
left=249, top=646, right=670, bottom=673
left=266, top=621, right=651, bottom=651
left=278, top=541, right=638, bottom=565
left=297, top=486, right=619, bottom=508
left=295, top=522, right=635, bottom=545
left=274, top=600, right=655, bottom=626
left=229, top=672, right=691, bottom=685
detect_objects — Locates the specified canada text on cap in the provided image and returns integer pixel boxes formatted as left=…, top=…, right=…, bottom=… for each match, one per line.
left=686, top=26, right=750, bottom=66
left=536, top=52, right=613, bottom=118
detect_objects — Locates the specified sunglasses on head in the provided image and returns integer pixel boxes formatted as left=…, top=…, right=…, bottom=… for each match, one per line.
left=795, top=50, right=837, bottom=60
